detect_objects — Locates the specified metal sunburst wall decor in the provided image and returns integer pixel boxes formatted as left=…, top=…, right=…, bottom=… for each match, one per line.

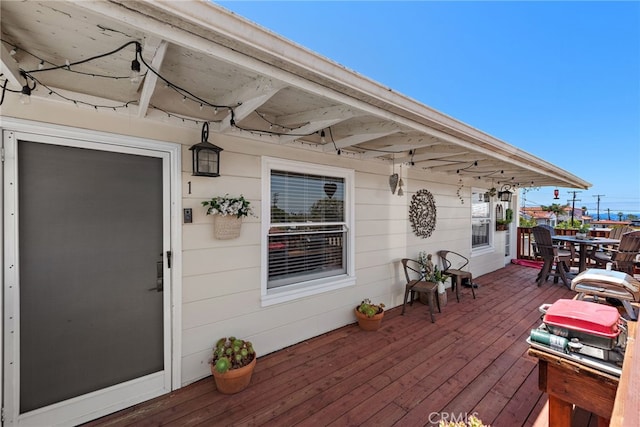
left=409, top=189, right=437, bottom=238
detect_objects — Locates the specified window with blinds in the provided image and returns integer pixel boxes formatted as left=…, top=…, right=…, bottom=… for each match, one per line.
left=268, top=170, right=347, bottom=289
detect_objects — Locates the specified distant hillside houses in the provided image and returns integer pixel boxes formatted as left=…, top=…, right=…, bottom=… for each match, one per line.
left=520, top=206, right=632, bottom=228
left=520, top=206, right=585, bottom=227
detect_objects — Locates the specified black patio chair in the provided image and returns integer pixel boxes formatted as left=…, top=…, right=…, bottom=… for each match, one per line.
left=401, top=258, right=441, bottom=323
left=532, top=226, right=573, bottom=288
left=589, top=230, right=640, bottom=275
left=437, top=250, right=476, bottom=302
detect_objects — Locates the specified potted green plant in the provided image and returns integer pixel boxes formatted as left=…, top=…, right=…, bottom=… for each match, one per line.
left=209, top=336, right=257, bottom=394
left=430, top=266, right=449, bottom=306
left=355, top=299, right=385, bottom=331
left=576, top=223, right=590, bottom=239
left=202, top=194, right=255, bottom=239
left=496, top=208, right=513, bottom=231
left=555, top=219, right=582, bottom=235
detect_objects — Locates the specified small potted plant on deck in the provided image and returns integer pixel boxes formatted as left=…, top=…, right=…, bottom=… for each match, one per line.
left=431, top=266, right=449, bottom=307
left=209, top=336, right=257, bottom=394
left=355, top=298, right=385, bottom=331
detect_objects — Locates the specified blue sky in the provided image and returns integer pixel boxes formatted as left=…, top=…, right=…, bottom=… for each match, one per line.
left=216, top=1, right=640, bottom=217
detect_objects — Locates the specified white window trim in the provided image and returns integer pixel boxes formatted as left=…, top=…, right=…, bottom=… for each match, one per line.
left=471, top=187, right=495, bottom=255
left=260, top=157, right=356, bottom=306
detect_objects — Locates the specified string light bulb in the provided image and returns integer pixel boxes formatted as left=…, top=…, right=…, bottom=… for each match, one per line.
left=320, top=129, right=326, bottom=143
left=18, top=71, right=34, bottom=105
left=130, top=43, right=142, bottom=84
left=130, top=59, right=141, bottom=84
left=20, top=84, right=31, bottom=105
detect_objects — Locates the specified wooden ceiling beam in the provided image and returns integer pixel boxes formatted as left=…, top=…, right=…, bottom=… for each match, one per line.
left=327, top=130, right=398, bottom=152
left=0, top=43, right=23, bottom=89
left=276, top=105, right=358, bottom=127
left=218, top=78, right=287, bottom=132
left=137, top=39, right=168, bottom=118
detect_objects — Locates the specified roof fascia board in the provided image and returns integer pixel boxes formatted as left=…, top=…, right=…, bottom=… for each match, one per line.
left=134, top=1, right=592, bottom=190
left=140, top=2, right=573, bottom=165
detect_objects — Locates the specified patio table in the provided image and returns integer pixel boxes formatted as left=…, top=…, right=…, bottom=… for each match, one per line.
left=552, top=235, right=620, bottom=273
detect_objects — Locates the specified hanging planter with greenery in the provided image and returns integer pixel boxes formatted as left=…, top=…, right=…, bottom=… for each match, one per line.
left=202, top=194, right=255, bottom=239
left=496, top=208, right=513, bottom=231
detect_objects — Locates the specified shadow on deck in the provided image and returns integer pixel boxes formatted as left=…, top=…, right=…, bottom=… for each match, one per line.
left=86, top=264, right=602, bottom=427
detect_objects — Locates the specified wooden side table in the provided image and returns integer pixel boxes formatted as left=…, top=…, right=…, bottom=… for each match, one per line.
left=528, top=347, right=619, bottom=427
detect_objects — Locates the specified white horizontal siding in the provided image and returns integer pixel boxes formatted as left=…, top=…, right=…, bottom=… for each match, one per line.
left=3, top=104, right=509, bottom=389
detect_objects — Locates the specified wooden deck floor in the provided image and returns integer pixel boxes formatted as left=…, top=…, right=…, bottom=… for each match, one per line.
left=85, top=264, right=601, bottom=427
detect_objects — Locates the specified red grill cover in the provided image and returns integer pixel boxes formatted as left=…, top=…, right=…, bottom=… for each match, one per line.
left=543, top=299, right=620, bottom=338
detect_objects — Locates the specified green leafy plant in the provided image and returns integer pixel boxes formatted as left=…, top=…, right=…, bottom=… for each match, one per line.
left=202, top=194, right=255, bottom=218
left=417, top=251, right=430, bottom=267
left=541, top=203, right=569, bottom=217
left=496, top=208, right=513, bottom=226
left=578, top=223, right=590, bottom=233
left=518, top=216, right=537, bottom=227
left=556, top=219, right=584, bottom=230
left=357, top=298, right=385, bottom=318
left=210, top=337, right=256, bottom=374
left=430, top=266, right=448, bottom=284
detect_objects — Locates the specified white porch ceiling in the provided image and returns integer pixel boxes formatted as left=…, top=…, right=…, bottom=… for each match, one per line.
left=0, top=0, right=591, bottom=190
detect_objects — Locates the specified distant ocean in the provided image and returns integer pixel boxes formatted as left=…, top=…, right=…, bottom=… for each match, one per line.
left=592, top=212, right=640, bottom=220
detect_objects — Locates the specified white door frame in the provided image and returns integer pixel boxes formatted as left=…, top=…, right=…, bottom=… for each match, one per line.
left=1, top=118, right=182, bottom=426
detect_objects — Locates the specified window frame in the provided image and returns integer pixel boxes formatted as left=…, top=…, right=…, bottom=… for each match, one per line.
left=261, top=157, right=356, bottom=306
left=471, top=187, right=494, bottom=254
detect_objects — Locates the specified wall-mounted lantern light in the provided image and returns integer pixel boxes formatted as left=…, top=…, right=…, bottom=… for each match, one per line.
left=498, top=184, right=513, bottom=202
left=189, top=122, right=223, bottom=177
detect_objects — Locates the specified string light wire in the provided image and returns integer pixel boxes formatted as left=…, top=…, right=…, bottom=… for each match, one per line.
left=0, top=39, right=484, bottom=165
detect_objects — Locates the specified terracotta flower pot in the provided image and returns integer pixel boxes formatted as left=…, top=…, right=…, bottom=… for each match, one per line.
left=355, top=308, right=384, bottom=331
left=211, top=354, right=256, bottom=394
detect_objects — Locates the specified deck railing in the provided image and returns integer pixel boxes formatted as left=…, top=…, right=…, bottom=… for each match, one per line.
left=516, top=226, right=612, bottom=260
left=516, top=227, right=536, bottom=260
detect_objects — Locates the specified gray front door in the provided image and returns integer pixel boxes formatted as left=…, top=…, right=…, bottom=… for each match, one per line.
left=3, top=130, right=173, bottom=426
